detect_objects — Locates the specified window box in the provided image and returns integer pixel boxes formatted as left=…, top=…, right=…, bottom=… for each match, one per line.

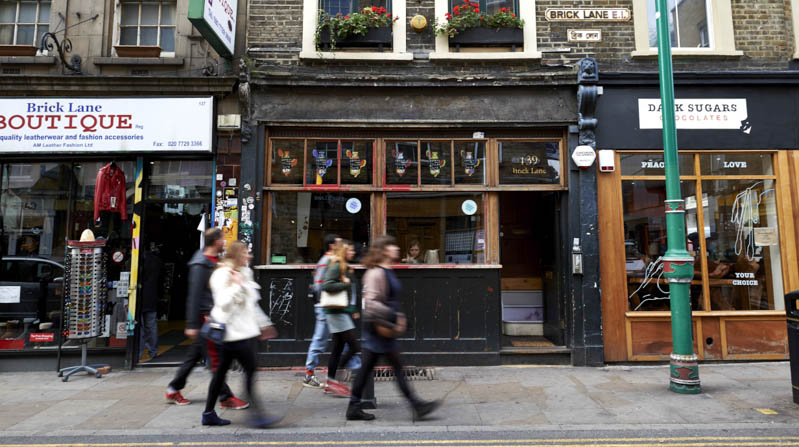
left=317, top=27, right=392, bottom=52
left=113, top=45, right=162, bottom=57
left=449, top=27, right=523, bottom=52
left=0, top=45, right=38, bottom=57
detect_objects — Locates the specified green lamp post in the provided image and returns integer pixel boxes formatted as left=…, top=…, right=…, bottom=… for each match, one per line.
left=653, top=0, right=701, bottom=394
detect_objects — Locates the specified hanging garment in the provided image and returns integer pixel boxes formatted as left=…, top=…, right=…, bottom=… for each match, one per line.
left=197, top=213, right=207, bottom=249
left=94, top=163, right=127, bottom=221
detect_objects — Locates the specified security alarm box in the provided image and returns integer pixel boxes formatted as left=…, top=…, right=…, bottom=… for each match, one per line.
left=598, top=150, right=615, bottom=172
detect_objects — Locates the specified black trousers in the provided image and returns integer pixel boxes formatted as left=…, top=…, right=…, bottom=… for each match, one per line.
left=168, top=336, right=233, bottom=402
left=328, top=328, right=361, bottom=380
left=205, top=338, right=259, bottom=413
left=350, top=348, right=418, bottom=405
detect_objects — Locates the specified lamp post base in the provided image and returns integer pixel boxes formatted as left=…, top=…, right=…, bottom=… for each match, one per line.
left=669, top=353, right=701, bottom=394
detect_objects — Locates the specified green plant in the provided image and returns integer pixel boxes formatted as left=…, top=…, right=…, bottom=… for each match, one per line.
left=315, top=6, right=398, bottom=51
left=434, top=1, right=524, bottom=38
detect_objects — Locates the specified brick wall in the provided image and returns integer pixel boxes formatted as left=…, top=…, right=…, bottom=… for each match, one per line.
left=246, top=0, right=797, bottom=81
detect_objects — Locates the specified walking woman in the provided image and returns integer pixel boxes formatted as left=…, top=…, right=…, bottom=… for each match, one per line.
left=322, top=240, right=361, bottom=397
left=346, top=235, right=440, bottom=421
left=202, top=241, right=281, bottom=428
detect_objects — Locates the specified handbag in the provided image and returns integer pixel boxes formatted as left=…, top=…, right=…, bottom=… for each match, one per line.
left=200, top=320, right=226, bottom=344
left=319, top=289, right=348, bottom=309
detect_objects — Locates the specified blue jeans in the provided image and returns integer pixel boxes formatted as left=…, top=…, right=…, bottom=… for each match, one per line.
left=139, top=311, right=158, bottom=358
left=305, top=306, right=361, bottom=372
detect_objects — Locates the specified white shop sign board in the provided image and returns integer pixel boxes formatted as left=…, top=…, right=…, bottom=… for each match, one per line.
left=638, top=99, right=748, bottom=130
left=0, top=97, right=213, bottom=153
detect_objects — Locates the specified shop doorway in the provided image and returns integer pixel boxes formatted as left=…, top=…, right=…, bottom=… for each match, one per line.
left=499, top=192, right=566, bottom=355
left=134, top=160, right=213, bottom=365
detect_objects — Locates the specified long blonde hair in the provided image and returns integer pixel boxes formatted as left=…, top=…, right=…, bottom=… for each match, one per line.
left=329, top=240, right=352, bottom=274
left=220, top=240, right=248, bottom=270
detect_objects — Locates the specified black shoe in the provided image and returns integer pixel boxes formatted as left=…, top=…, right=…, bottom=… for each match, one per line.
left=201, top=410, right=231, bottom=426
left=346, top=402, right=376, bottom=421
left=412, top=399, right=441, bottom=421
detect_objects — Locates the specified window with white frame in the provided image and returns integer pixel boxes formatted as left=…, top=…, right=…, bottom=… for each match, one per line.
left=431, top=0, right=538, bottom=60
left=0, top=1, right=50, bottom=47
left=300, top=0, right=409, bottom=60
left=118, top=0, right=176, bottom=52
left=632, top=0, right=740, bottom=56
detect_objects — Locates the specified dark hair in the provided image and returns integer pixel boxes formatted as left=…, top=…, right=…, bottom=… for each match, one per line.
left=324, top=233, right=340, bottom=251
left=362, top=235, right=397, bottom=268
left=204, top=228, right=223, bottom=247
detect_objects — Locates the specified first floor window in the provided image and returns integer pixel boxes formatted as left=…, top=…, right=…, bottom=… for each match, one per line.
left=0, top=1, right=50, bottom=46
left=448, top=0, right=518, bottom=14
left=119, top=0, right=176, bottom=52
left=319, top=0, right=389, bottom=16
left=647, top=0, right=711, bottom=49
left=387, top=192, right=485, bottom=265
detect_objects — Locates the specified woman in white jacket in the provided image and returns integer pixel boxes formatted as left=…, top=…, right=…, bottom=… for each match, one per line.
left=202, top=241, right=280, bottom=428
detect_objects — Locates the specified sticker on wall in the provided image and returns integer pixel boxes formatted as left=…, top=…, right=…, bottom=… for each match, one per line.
left=461, top=199, right=478, bottom=216
left=111, top=250, right=125, bottom=264
left=346, top=150, right=368, bottom=178
left=346, top=198, right=362, bottom=214
left=393, top=150, right=412, bottom=176
left=277, top=150, right=298, bottom=176
left=461, top=150, right=481, bottom=176
left=312, top=149, right=333, bottom=184
left=426, top=149, right=446, bottom=177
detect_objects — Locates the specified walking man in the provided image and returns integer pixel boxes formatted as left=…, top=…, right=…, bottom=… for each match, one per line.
left=165, top=228, right=248, bottom=409
left=303, top=234, right=361, bottom=388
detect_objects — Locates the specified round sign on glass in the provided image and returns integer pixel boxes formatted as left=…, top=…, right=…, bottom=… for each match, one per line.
left=346, top=198, right=362, bottom=214
left=461, top=199, right=478, bottom=215
left=112, top=250, right=125, bottom=264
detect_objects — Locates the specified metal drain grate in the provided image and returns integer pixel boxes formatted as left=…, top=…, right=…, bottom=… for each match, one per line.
left=370, top=366, right=436, bottom=382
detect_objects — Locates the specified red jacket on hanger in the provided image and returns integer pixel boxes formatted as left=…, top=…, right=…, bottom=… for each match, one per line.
left=94, top=163, right=127, bottom=221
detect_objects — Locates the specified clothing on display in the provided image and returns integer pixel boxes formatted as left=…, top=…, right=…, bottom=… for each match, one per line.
left=94, top=163, right=128, bottom=221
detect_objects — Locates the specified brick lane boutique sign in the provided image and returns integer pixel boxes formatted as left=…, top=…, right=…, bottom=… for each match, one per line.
left=188, top=0, right=237, bottom=58
left=0, top=97, right=213, bottom=153
left=545, top=8, right=630, bottom=21
left=638, top=99, right=749, bottom=130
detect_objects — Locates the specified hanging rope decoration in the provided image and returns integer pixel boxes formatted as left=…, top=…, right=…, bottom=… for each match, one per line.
left=730, top=181, right=774, bottom=261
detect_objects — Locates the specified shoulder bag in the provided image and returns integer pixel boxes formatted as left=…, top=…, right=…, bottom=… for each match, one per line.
left=320, top=289, right=348, bottom=308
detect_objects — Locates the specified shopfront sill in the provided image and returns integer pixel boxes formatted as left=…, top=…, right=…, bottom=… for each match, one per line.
left=299, top=51, right=413, bottom=61
left=0, top=55, right=56, bottom=64
left=625, top=310, right=787, bottom=318
left=254, top=263, right=502, bottom=270
left=93, top=57, right=185, bottom=66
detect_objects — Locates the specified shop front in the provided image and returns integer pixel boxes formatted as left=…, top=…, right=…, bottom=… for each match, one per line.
left=595, top=79, right=799, bottom=362
left=0, top=97, right=217, bottom=370
left=245, top=84, right=601, bottom=366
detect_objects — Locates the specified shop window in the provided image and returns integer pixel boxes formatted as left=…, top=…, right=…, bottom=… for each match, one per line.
left=385, top=140, right=486, bottom=186
left=307, top=141, right=339, bottom=186
left=269, top=192, right=371, bottom=264
left=0, top=1, right=49, bottom=47
left=631, top=0, right=740, bottom=57
left=117, top=0, right=176, bottom=54
left=387, top=192, right=485, bottom=264
left=619, top=153, right=694, bottom=176
left=421, top=141, right=451, bottom=185
left=270, top=140, right=304, bottom=185
left=620, top=152, right=784, bottom=313
left=341, top=141, right=373, bottom=185
left=447, top=0, right=518, bottom=14
left=147, top=160, right=212, bottom=199
left=498, top=141, right=559, bottom=185
left=386, top=141, right=418, bottom=185
left=454, top=141, right=486, bottom=184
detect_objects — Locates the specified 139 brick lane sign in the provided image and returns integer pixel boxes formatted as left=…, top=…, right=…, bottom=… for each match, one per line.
left=0, top=97, right=213, bottom=153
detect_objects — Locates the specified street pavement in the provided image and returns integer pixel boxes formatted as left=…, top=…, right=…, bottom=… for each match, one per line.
left=1, top=362, right=798, bottom=445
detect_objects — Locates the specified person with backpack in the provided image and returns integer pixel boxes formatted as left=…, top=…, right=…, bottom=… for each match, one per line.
left=346, top=235, right=440, bottom=421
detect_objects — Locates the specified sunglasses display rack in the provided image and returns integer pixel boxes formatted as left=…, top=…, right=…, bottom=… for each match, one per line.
left=57, top=240, right=110, bottom=382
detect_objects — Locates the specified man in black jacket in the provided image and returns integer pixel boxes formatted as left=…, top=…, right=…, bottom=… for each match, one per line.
left=165, top=228, right=248, bottom=409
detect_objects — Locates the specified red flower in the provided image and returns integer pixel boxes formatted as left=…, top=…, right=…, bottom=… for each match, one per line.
left=511, top=13, right=516, bottom=17
left=344, top=14, right=350, bottom=18
left=471, top=2, right=478, bottom=6
left=463, top=0, right=468, bottom=3
left=445, top=12, right=451, bottom=19
left=479, top=15, right=484, bottom=20
left=386, top=13, right=391, bottom=17
left=453, top=5, right=459, bottom=10
left=378, top=6, right=386, bottom=13
left=454, top=11, right=460, bottom=15
left=500, top=7, right=506, bottom=12
left=371, top=6, right=377, bottom=12
left=473, top=7, right=479, bottom=12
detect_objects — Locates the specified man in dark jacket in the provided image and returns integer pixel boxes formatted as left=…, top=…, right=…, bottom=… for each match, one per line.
left=139, top=246, right=163, bottom=361
left=165, top=228, right=248, bottom=409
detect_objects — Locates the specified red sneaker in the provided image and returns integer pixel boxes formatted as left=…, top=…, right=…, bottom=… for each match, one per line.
left=324, top=379, right=351, bottom=398
left=220, top=396, right=250, bottom=410
left=165, top=391, right=190, bottom=405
